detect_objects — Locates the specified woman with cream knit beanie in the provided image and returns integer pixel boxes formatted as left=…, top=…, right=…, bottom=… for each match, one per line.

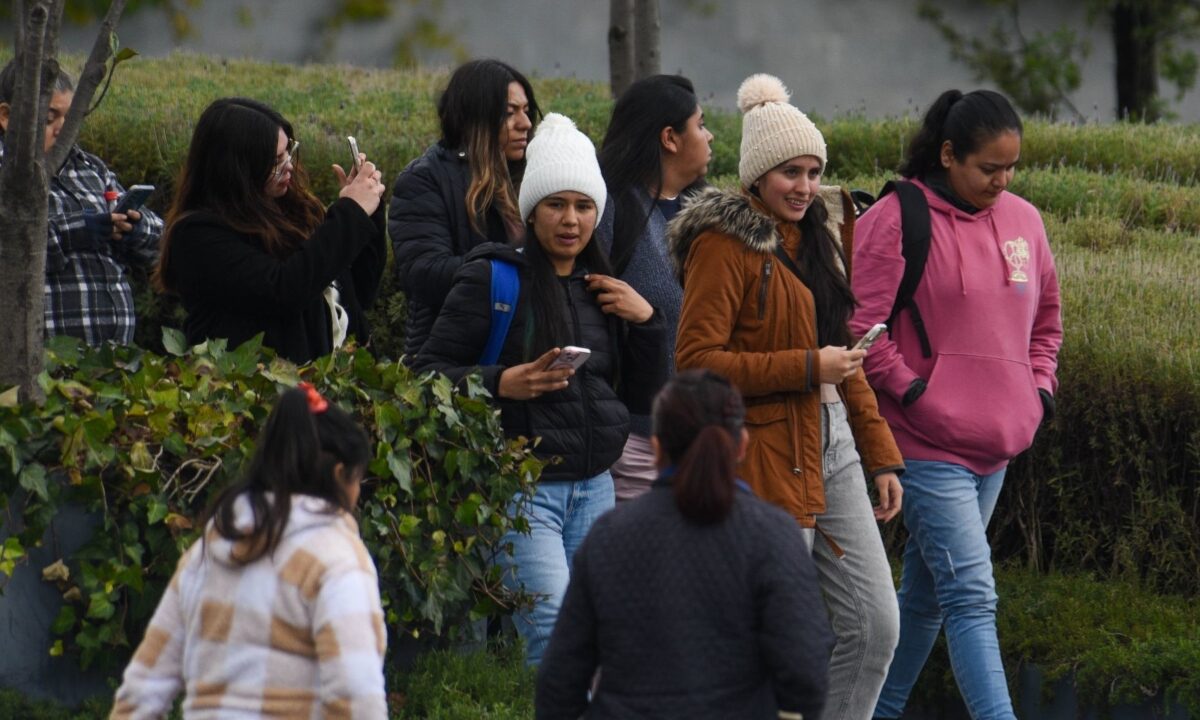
left=671, top=73, right=904, bottom=720
left=415, top=112, right=666, bottom=668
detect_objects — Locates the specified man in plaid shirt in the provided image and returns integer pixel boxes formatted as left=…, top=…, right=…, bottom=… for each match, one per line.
left=0, top=61, right=162, bottom=346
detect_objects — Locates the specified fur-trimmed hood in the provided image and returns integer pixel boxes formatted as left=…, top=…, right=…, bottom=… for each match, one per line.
left=667, top=187, right=780, bottom=283
left=667, top=185, right=848, bottom=283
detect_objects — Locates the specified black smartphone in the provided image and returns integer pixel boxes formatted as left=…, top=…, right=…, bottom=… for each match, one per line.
left=114, top=185, right=154, bottom=214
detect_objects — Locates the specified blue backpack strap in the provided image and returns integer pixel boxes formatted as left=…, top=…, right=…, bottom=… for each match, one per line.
left=479, top=258, right=519, bottom=365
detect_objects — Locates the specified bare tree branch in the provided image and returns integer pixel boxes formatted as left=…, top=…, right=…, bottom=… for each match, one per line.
left=1007, top=1, right=1086, bottom=122
left=47, top=0, right=128, bottom=172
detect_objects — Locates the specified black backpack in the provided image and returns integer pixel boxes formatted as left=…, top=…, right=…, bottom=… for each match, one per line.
left=850, top=180, right=933, bottom=358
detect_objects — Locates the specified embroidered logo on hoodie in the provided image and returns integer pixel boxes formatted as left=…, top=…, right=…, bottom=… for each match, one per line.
left=1003, top=237, right=1030, bottom=283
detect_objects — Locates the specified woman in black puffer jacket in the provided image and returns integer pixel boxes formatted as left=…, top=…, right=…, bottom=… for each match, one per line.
left=415, top=113, right=666, bottom=667
left=389, top=59, right=540, bottom=360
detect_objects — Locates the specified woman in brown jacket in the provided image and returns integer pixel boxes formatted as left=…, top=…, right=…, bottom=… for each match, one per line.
left=671, top=74, right=904, bottom=720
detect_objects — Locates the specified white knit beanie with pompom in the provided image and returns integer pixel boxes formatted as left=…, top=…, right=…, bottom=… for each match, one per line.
left=736, top=73, right=827, bottom=188
left=518, top=112, right=607, bottom=221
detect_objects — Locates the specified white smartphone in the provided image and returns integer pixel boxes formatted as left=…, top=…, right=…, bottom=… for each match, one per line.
left=549, top=346, right=591, bottom=371
left=346, top=135, right=362, bottom=171
left=853, top=323, right=888, bottom=351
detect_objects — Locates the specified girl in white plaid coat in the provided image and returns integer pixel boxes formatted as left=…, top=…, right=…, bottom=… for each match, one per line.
left=111, top=384, right=387, bottom=719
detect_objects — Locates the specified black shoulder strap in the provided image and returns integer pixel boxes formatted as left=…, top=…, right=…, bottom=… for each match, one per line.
left=880, top=180, right=933, bottom=358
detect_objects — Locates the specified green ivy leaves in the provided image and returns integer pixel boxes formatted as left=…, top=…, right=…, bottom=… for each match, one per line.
left=0, top=332, right=540, bottom=669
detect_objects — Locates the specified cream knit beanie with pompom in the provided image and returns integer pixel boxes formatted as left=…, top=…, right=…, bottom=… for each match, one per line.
left=737, top=73, right=827, bottom=188
left=518, top=112, right=608, bottom=221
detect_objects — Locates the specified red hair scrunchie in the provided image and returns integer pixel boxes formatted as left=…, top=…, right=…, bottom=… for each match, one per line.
left=296, top=381, right=329, bottom=414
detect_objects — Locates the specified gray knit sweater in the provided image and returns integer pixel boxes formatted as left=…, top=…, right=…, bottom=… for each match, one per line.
left=535, top=483, right=834, bottom=719
left=596, top=190, right=684, bottom=436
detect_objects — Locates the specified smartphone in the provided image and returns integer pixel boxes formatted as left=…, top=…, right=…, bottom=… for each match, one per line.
left=347, top=136, right=362, bottom=172
left=549, top=346, right=591, bottom=371
left=853, top=323, right=888, bottom=352
left=113, top=184, right=154, bottom=214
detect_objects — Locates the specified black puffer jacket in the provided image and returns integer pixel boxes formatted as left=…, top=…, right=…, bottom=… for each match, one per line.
left=388, top=143, right=513, bottom=360
left=414, top=244, right=668, bottom=482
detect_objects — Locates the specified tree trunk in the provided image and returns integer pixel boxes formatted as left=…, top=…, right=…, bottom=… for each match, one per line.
left=633, top=0, right=660, bottom=81
left=0, top=0, right=127, bottom=403
left=1112, top=1, right=1160, bottom=120
left=608, top=0, right=634, bottom=98
left=0, top=2, right=54, bottom=404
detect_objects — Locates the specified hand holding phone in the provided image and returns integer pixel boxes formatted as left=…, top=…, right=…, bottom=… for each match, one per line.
left=548, top=346, right=591, bottom=371
left=347, top=136, right=363, bottom=173
left=113, top=184, right=154, bottom=214
left=853, top=323, right=888, bottom=352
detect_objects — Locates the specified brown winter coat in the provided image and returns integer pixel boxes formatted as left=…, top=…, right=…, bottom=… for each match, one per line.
left=670, top=186, right=903, bottom=528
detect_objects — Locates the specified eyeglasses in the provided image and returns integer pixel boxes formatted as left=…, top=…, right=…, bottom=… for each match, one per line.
left=271, top=139, right=300, bottom=182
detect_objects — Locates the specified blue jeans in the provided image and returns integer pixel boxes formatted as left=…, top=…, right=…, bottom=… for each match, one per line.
left=874, top=460, right=1014, bottom=720
left=499, top=471, right=614, bottom=666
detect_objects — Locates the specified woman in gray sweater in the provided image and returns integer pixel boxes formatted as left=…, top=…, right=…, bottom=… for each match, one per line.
left=535, top=370, right=834, bottom=720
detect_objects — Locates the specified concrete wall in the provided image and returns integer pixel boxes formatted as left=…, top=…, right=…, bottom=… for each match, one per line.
left=35, top=0, right=1200, bottom=121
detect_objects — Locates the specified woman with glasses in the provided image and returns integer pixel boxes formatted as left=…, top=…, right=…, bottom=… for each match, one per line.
left=156, top=97, right=387, bottom=364
left=389, top=59, right=539, bottom=360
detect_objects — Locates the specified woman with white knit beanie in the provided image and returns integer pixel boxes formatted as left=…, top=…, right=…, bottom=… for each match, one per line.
left=670, top=74, right=905, bottom=720
left=415, top=113, right=666, bottom=667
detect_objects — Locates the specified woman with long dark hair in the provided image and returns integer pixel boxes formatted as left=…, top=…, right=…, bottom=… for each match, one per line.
left=155, top=98, right=387, bottom=364
left=415, top=113, right=666, bottom=666
left=389, top=58, right=540, bottom=359
left=595, top=74, right=713, bottom=501
left=852, top=90, right=1061, bottom=720
left=112, top=383, right=386, bottom=717
left=671, top=74, right=905, bottom=720
left=535, top=370, right=834, bottom=720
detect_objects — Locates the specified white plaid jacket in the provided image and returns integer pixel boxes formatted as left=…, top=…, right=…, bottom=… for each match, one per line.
left=111, top=495, right=388, bottom=719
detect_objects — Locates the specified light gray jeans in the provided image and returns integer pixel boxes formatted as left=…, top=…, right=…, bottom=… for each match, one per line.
left=801, top=401, right=901, bottom=720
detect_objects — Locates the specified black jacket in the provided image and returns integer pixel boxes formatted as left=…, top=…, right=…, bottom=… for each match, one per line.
left=166, top=198, right=386, bottom=364
left=388, top=143, right=513, bottom=360
left=536, top=482, right=834, bottom=720
left=414, top=244, right=667, bottom=482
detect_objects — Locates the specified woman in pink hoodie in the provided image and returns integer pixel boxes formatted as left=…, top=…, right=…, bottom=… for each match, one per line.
left=851, top=90, right=1062, bottom=720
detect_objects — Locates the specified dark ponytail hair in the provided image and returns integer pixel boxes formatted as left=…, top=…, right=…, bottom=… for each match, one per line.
left=900, top=89, right=1023, bottom=179
left=599, top=75, right=703, bottom=273
left=206, top=385, right=371, bottom=563
left=651, top=370, right=746, bottom=525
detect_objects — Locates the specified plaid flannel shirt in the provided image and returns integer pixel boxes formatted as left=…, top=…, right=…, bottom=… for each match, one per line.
left=0, top=138, right=163, bottom=345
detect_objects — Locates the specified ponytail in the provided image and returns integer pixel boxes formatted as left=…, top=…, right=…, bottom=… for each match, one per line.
left=672, top=424, right=737, bottom=524
left=900, top=89, right=1022, bottom=179
left=206, top=384, right=370, bottom=563
left=651, top=370, right=746, bottom=525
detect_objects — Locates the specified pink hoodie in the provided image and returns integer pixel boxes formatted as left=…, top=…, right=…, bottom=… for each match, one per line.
left=850, top=179, right=1062, bottom=475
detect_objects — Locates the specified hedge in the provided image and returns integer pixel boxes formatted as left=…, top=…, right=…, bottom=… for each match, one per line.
left=1, top=334, right=542, bottom=671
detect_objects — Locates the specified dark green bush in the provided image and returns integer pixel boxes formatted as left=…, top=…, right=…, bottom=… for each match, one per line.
left=909, top=566, right=1200, bottom=717
left=0, top=334, right=541, bottom=669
